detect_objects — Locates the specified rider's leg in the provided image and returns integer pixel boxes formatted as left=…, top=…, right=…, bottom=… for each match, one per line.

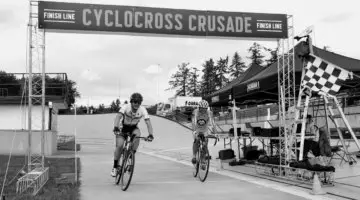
left=114, top=135, right=125, bottom=167
left=192, top=132, right=199, bottom=164
left=131, top=128, right=141, bottom=152
left=111, top=134, right=125, bottom=177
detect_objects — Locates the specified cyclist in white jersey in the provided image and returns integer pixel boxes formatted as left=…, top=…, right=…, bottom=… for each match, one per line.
left=191, top=99, right=217, bottom=164
left=111, top=93, right=154, bottom=177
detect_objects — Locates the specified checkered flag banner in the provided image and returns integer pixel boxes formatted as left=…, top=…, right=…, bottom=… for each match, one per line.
left=302, top=54, right=352, bottom=95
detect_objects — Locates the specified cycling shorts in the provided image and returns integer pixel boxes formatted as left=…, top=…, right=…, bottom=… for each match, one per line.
left=117, top=124, right=139, bottom=139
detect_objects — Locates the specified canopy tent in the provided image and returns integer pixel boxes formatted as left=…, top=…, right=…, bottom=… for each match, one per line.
left=231, top=42, right=360, bottom=105
left=206, top=63, right=264, bottom=106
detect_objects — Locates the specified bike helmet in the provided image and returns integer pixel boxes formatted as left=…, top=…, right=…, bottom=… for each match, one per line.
left=130, top=92, right=143, bottom=103
left=198, top=100, right=209, bottom=109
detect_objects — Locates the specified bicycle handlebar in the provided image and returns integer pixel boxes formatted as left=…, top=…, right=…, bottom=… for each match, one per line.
left=206, top=135, right=218, bottom=146
left=113, top=131, right=153, bottom=142
left=135, top=136, right=153, bottom=142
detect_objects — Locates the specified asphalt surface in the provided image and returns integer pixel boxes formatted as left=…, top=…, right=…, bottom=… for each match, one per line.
left=58, top=114, right=326, bottom=200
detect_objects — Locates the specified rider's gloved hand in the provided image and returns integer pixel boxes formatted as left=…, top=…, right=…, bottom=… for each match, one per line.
left=147, top=134, right=154, bottom=142
left=113, top=127, right=121, bottom=135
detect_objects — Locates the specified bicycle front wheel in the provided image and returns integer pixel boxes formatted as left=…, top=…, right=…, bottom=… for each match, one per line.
left=115, top=154, right=125, bottom=185
left=198, top=145, right=210, bottom=182
left=120, top=151, right=135, bottom=191
left=192, top=150, right=199, bottom=177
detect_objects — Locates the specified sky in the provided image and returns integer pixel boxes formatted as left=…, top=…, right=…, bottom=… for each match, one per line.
left=0, top=0, right=359, bottom=107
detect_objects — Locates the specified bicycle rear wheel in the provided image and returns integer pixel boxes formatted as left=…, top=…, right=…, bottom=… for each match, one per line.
left=198, top=144, right=210, bottom=182
left=120, top=150, right=135, bottom=191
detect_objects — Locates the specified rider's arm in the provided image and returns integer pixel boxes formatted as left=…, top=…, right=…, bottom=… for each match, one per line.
left=144, top=119, right=154, bottom=136
left=209, top=110, right=217, bottom=134
left=114, top=106, right=125, bottom=128
left=142, top=107, right=153, bottom=136
left=191, top=109, right=197, bottom=131
left=114, top=113, right=124, bottom=128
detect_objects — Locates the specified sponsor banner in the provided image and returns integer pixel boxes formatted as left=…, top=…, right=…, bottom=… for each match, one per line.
left=185, top=100, right=199, bottom=107
left=38, top=1, right=288, bottom=39
left=247, top=81, right=260, bottom=92
left=211, top=96, right=219, bottom=103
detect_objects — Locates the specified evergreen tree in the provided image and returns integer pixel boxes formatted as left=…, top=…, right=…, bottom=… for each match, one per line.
left=168, top=62, right=190, bottom=96
left=214, top=56, right=229, bottom=90
left=247, top=42, right=265, bottom=66
left=188, top=67, right=200, bottom=96
left=200, top=58, right=216, bottom=96
left=229, top=52, right=247, bottom=80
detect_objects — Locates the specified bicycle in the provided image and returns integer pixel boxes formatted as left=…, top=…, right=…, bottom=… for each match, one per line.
left=192, top=134, right=217, bottom=182
left=114, top=131, right=152, bottom=191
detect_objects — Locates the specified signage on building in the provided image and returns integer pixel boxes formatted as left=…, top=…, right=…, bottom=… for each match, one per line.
left=247, top=81, right=260, bottom=92
left=212, top=96, right=219, bottom=103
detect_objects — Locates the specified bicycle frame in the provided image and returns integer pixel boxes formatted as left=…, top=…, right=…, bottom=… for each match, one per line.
left=115, top=131, right=150, bottom=190
left=120, top=132, right=149, bottom=157
left=193, top=134, right=218, bottom=182
left=197, top=134, right=218, bottom=147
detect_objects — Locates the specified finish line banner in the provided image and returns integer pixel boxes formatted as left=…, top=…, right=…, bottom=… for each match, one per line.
left=38, top=1, right=288, bottom=39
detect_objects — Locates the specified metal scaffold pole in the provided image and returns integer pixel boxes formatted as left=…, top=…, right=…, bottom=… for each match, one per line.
left=277, top=15, right=295, bottom=167
left=16, top=0, right=49, bottom=196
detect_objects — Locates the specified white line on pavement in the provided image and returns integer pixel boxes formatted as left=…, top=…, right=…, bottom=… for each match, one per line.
left=133, top=180, right=237, bottom=185
left=144, top=146, right=192, bottom=153
left=139, top=151, right=335, bottom=200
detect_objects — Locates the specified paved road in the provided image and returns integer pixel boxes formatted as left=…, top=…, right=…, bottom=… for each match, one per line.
left=59, top=114, right=326, bottom=200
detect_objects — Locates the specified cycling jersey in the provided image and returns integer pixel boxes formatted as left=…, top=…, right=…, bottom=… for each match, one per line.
left=192, top=108, right=213, bottom=133
left=119, top=104, right=150, bottom=127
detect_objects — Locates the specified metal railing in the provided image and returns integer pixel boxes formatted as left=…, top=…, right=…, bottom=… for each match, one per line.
left=0, top=73, right=68, bottom=98
left=0, top=88, right=8, bottom=97
left=254, top=162, right=334, bottom=186
left=16, top=167, right=49, bottom=195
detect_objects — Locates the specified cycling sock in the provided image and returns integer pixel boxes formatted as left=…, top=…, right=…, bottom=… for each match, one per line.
left=113, top=160, right=118, bottom=168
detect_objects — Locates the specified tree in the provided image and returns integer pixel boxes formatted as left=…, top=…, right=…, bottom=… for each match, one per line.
left=200, top=58, right=216, bottom=96
left=0, top=71, right=19, bottom=96
left=98, top=104, right=105, bottom=113
left=66, top=80, right=80, bottom=108
left=264, top=47, right=278, bottom=67
left=214, top=56, right=229, bottom=89
left=188, top=67, right=200, bottom=96
left=40, top=75, right=80, bottom=108
left=248, top=42, right=265, bottom=66
left=0, top=71, right=18, bottom=84
left=229, top=52, right=247, bottom=80
left=110, top=100, right=118, bottom=112
left=77, top=105, right=87, bottom=114
left=89, top=105, right=95, bottom=114
left=124, top=100, right=128, bottom=104
left=115, top=98, right=121, bottom=109
left=167, top=62, right=190, bottom=96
